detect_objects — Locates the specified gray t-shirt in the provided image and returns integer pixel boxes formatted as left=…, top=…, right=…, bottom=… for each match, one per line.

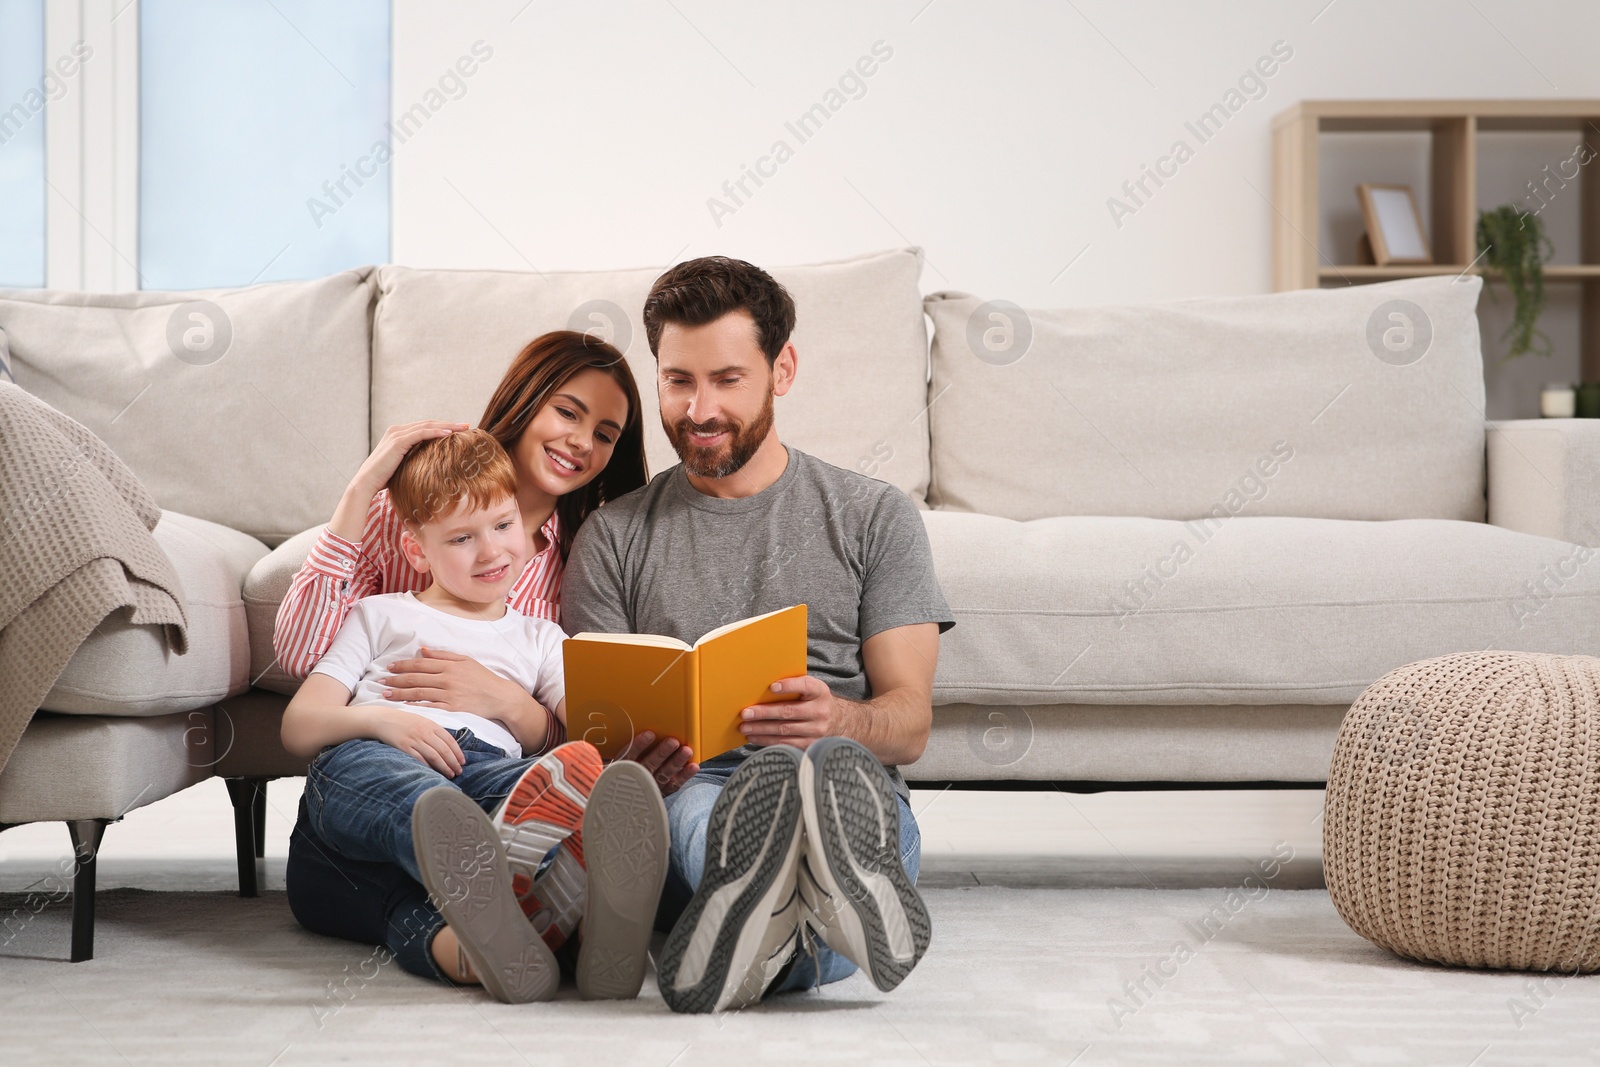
left=562, top=446, right=954, bottom=794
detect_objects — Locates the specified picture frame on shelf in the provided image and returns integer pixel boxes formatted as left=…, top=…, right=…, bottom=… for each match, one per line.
left=1357, top=183, right=1432, bottom=265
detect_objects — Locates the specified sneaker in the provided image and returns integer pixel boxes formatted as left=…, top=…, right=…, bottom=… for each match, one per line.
left=575, top=760, right=671, bottom=999
left=411, top=786, right=559, bottom=1003
left=796, top=737, right=932, bottom=992
left=490, top=740, right=602, bottom=950
left=656, top=745, right=806, bottom=1013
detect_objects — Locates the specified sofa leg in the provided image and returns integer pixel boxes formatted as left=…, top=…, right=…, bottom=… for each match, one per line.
left=66, top=819, right=108, bottom=963
left=225, top=778, right=266, bottom=898
left=253, top=781, right=267, bottom=859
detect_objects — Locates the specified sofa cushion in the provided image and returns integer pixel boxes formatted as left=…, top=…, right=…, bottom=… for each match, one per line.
left=0, top=270, right=375, bottom=545
left=924, top=275, right=1486, bottom=522
left=902, top=703, right=1347, bottom=783
left=370, top=248, right=931, bottom=501
left=43, top=512, right=267, bottom=717
left=926, top=511, right=1600, bottom=706
left=242, top=525, right=324, bottom=697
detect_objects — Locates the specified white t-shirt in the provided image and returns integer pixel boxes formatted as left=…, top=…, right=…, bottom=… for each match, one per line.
left=309, top=591, right=566, bottom=759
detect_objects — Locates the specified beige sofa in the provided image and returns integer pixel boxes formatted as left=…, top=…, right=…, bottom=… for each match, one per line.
left=4, top=248, right=1598, bottom=958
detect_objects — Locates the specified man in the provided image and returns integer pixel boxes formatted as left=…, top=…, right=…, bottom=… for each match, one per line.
left=562, top=256, right=955, bottom=1011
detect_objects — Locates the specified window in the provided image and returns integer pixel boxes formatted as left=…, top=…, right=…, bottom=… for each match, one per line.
left=0, top=0, right=46, bottom=288
left=139, top=0, right=390, bottom=290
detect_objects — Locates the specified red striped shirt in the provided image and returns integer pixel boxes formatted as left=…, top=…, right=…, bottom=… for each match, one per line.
left=272, top=489, right=568, bottom=750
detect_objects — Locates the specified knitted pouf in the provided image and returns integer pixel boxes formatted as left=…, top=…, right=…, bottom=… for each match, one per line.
left=1324, top=651, right=1600, bottom=971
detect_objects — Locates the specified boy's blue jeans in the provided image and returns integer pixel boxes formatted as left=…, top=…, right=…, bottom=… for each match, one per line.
left=287, top=729, right=535, bottom=982
left=655, top=751, right=923, bottom=994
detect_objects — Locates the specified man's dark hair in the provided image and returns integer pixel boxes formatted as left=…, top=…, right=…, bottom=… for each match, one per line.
left=643, top=256, right=796, bottom=365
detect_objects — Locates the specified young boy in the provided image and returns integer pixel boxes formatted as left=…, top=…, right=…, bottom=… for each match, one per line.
left=281, top=429, right=667, bottom=1003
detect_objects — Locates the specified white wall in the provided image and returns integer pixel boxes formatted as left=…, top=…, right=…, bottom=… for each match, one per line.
left=390, top=0, right=1600, bottom=414
left=391, top=0, right=1600, bottom=296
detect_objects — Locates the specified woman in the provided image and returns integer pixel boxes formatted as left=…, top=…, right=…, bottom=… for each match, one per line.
left=276, top=330, right=696, bottom=986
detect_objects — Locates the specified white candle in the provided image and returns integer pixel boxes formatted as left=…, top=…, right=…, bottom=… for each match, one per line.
left=1541, top=383, right=1576, bottom=418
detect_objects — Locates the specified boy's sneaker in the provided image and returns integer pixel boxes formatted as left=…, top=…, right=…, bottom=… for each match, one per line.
left=412, top=786, right=559, bottom=1003
left=575, top=759, right=670, bottom=1000
left=657, top=745, right=806, bottom=1013
left=490, top=740, right=602, bottom=950
left=795, top=737, right=932, bottom=992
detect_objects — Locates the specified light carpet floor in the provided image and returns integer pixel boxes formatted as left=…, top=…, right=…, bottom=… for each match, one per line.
left=3, top=884, right=1597, bottom=1066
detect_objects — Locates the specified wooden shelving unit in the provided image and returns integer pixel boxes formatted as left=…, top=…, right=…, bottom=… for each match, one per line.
left=1272, top=100, right=1600, bottom=377
left=1317, top=265, right=1600, bottom=281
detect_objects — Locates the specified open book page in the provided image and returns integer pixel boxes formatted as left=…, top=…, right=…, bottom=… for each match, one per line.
left=566, top=631, right=691, bottom=651
left=562, top=639, right=694, bottom=759
left=695, top=604, right=808, bottom=759
left=695, top=605, right=799, bottom=646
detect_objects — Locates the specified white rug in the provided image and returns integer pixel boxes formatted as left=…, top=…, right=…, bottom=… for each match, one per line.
left=4, top=885, right=1596, bottom=1065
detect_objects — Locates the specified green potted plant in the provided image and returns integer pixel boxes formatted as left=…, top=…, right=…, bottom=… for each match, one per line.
left=1476, top=204, right=1553, bottom=361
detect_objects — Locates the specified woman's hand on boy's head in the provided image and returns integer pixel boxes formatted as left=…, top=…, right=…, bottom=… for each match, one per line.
left=354, top=420, right=470, bottom=499
left=371, top=707, right=465, bottom=777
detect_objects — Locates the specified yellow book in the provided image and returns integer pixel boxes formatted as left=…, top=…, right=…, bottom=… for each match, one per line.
left=566, top=604, right=812, bottom=764
left=562, top=604, right=808, bottom=760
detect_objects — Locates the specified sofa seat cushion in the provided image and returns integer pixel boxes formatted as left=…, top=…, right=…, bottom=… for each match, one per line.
left=902, top=703, right=1347, bottom=783
left=927, top=512, right=1600, bottom=706
left=42, top=512, right=267, bottom=717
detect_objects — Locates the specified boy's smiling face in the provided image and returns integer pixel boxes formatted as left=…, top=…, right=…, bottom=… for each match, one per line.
left=400, top=495, right=527, bottom=606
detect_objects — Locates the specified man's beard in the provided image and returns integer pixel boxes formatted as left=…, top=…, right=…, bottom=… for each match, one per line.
left=664, top=387, right=776, bottom=479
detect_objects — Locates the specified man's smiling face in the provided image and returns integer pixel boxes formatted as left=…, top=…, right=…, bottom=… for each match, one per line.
left=657, top=310, right=778, bottom=479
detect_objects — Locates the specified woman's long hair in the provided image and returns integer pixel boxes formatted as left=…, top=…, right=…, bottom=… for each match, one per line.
left=478, top=330, right=647, bottom=559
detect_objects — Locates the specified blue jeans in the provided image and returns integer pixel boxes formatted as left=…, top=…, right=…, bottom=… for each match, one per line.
left=656, top=751, right=922, bottom=994
left=287, top=729, right=537, bottom=981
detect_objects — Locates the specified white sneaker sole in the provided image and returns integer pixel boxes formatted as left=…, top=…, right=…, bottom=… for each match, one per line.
left=798, top=739, right=931, bottom=991
left=657, top=747, right=804, bottom=1013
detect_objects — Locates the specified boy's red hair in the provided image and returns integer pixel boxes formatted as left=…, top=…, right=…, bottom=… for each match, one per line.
left=387, top=428, right=517, bottom=529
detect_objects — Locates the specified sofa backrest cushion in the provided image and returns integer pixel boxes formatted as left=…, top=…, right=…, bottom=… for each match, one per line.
left=0, top=270, right=375, bottom=545
left=370, top=247, right=931, bottom=501
left=923, top=275, right=1487, bottom=522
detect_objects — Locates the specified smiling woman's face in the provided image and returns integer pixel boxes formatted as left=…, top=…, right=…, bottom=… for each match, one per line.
left=512, top=367, right=631, bottom=501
